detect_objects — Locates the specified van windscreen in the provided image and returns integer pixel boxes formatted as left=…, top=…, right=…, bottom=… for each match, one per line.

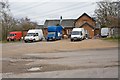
left=26, top=33, right=38, bottom=36
left=71, top=31, right=81, bottom=35
left=9, top=34, right=16, bottom=36
left=48, top=32, right=55, bottom=35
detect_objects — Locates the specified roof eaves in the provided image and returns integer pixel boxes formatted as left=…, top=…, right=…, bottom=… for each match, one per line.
left=79, top=22, right=94, bottom=29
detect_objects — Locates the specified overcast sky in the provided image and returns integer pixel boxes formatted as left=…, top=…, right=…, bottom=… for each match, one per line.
left=8, top=0, right=102, bottom=25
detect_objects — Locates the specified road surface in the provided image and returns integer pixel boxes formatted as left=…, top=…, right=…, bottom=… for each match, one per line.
left=2, top=47, right=118, bottom=78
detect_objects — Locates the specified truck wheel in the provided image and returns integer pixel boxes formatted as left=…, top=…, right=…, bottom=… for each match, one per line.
left=54, top=39, right=56, bottom=41
left=60, top=37, right=62, bottom=40
left=24, top=41, right=27, bottom=43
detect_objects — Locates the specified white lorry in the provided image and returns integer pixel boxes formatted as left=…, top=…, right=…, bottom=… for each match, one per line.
left=71, top=28, right=85, bottom=41
left=101, top=28, right=109, bottom=38
left=24, top=29, right=44, bottom=43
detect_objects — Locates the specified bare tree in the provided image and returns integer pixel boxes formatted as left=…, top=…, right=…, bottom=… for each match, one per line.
left=0, top=0, right=38, bottom=41
left=0, top=0, right=25, bottom=40
left=0, top=0, right=12, bottom=40
left=20, top=17, right=36, bottom=31
left=95, top=1, right=118, bottom=27
left=95, top=0, right=119, bottom=37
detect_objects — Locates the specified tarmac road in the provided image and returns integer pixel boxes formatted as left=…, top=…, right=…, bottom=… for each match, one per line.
left=2, top=47, right=118, bottom=78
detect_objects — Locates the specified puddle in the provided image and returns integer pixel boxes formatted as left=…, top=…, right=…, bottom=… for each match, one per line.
left=2, top=60, right=79, bottom=74
left=27, top=67, right=42, bottom=72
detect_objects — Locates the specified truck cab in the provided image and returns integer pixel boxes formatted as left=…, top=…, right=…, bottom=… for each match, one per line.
left=46, top=26, right=63, bottom=41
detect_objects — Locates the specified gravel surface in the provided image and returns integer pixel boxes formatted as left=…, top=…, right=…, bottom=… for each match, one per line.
left=2, top=39, right=118, bottom=57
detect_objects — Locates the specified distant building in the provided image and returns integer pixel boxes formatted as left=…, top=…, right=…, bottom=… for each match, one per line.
left=43, top=13, right=100, bottom=38
left=43, top=19, right=75, bottom=37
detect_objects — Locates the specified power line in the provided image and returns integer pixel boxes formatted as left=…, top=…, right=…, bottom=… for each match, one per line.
left=30, top=2, right=94, bottom=19
left=12, top=3, right=85, bottom=17
left=10, top=2, right=96, bottom=23
left=29, top=3, right=89, bottom=19
left=13, top=2, right=81, bottom=15
left=9, top=2, right=31, bottom=9
left=10, top=2, right=49, bottom=12
left=34, top=3, right=87, bottom=15
left=66, top=8, right=95, bottom=18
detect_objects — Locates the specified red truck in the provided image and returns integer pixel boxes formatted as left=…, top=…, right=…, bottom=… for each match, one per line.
left=7, top=31, right=27, bottom=41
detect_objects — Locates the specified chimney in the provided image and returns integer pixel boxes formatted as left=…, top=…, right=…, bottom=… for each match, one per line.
left=60, top=16, right=62, bottom=25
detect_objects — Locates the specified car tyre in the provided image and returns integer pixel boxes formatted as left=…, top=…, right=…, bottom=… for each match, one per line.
left=24, top=40, right=27, bottom=43
left=71, top=39, right=73, bottom=42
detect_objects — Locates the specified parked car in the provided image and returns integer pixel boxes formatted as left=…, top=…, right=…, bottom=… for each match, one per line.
left=24, top=29, right=44, bottom=43
left=7, top=31, right=23, bottom=41
left=70, top=28, right=85, bottom=41
left=46, top=26, right=63, bottom=41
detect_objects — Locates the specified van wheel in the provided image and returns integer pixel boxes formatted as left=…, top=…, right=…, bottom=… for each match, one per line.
left=80, top=38, right=82, bottom=41
left=7, top=39, right=9, bottom=42
left=24, top=41, right=27, bottom=43
left=12, top=39, right=15, bottom=41
left=40, top=38, right=43, bottom=41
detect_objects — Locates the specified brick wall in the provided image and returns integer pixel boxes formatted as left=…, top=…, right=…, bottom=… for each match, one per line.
left=82, top=24, right=94, bottom=38
left=74, top=15, right=97, bottom=38
left=75, top=15, right=96, bottom=28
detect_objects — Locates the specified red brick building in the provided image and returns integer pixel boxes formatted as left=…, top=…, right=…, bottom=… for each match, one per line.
left=74, top=13, right=100, bottom=38
left=41, top=13, right=100, bottom=38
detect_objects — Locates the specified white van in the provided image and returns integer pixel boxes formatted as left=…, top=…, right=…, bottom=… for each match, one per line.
left=101, top=28, right=109, bottom=38
left=71, top=28, right=85, bottom=41
left=24, top=29, right=44, bottom=43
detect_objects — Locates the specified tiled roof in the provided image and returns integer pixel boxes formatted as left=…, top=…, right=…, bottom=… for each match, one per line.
left=75, top=13, right=96, bottom=22
left=44, top=19, right=75, bottom=28
left=36, top=25, right=44, bottom=29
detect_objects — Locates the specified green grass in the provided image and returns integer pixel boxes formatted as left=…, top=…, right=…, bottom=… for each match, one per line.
left=101, top=36, right=120, bottom=42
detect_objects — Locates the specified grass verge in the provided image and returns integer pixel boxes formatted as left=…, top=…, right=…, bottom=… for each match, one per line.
left=101, top=36, right=120, bottom=42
